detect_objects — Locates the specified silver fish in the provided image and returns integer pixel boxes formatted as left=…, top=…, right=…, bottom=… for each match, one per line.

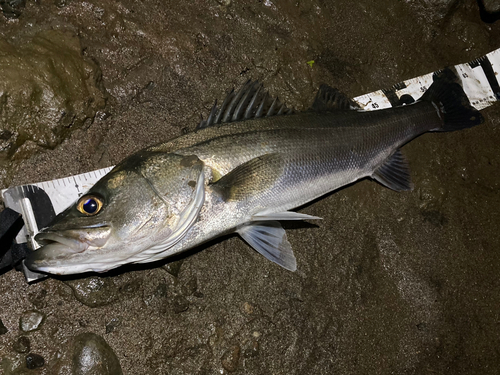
left=25, top=71, right=483, bottom=275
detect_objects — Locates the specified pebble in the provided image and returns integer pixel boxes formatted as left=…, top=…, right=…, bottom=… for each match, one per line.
left=243, top=339, right=259, bottom=358
left=221, top=345, right=241, bottom=372
left=172, top=295, right=189, bottom=314
left=28, top=289, right=48, bottom=309
left=242, top=302, right=254, bottom=315
left=0, top=318, right=7, bottom=335
left=65, top=277, right=118, bottom=308
left=26, top=353, right=45, bottom=369
left=183, top=276, right=198, bottom=295
left=72, top=332, right=123, bottom=375
left=13, top=336, right=30, bottom=353
left=0, top=0, right=25, bottom=19
left=162, top=259, right=184, bottom=277
left=105, top=317, right=122, bottom=334
left=19, top=311, right=45, bottom=332
left=482, top=0, right=500, bottom=14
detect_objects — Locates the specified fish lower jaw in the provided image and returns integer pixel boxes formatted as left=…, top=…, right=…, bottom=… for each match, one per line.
left=25, top=255, right=122, bottom=275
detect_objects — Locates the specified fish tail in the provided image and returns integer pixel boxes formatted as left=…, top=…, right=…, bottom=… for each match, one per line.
left=420, top=69, right=484, bottom=132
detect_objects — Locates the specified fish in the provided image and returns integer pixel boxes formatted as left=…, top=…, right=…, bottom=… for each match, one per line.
left=25, top=69, right=484, bottom=275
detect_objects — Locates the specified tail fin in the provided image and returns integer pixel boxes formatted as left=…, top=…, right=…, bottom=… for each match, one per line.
left=420, top=69, right=484, bottom=132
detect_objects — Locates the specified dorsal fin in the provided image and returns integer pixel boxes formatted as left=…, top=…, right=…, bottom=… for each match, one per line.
left=310, top=84, right=360, bottom=112
left=197, top=80, right=293, bottom=129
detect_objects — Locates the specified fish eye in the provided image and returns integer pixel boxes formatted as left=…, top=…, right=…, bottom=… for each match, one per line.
left=77, top=195, right=104, bottom=216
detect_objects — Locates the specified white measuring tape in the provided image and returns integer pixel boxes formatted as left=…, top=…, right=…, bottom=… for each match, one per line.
left=2, top=48, right=499, bottom=282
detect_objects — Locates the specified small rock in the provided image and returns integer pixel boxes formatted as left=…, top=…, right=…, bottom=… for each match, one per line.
left=481, top=0, right=500, bottom=14
left=172, top=295, right=189, bottom=314
left=243, top=339, right=259, bottom=358
left=26, top=353, right=45, bottom=369
left=54, top=0, right=69, bottom=8
left=242, top=302, right=254, bottom=315
left=72, top=333, right=123, bottom=375
left=183, top=277, right=198, bottom=295
left=105, top=317, right=122, bottom=334
left=13, top=336, right=30, bottom=353
left=19, top=311, right=45, bottom=332
left=0, top=318, right=8, bottom=335
left=162, top=259, right=184, bottom=277
left=221, top=345, right=241, bottom=372
left=416, top=322, right=427, bottom=331
left=0, top=0, right=26, bottom=19
left=28, top=289, right=48, bottom=309
left=119, top=279, right=141, bottom=296
left=154, top=283, right=168, bottom=298
left=65, top=277, right=118, bottom=308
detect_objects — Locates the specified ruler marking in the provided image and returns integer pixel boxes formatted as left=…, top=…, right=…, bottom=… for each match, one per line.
left=479, top=56, right=500, bottom=99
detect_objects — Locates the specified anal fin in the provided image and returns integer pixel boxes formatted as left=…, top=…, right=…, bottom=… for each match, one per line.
left=238, top=221, right=296, bottom=271
left=372, top=149, right=413, bottom=192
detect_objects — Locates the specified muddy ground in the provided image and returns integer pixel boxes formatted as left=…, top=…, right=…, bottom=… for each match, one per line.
left=1, top=0, right=500, bottom=374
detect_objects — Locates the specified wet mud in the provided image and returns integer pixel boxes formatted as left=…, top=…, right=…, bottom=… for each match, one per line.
left=1, top=0, right=500, bottom=374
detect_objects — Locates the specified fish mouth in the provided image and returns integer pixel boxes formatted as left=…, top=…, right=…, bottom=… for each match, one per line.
left=34, top=232, right=89, bottom=253
left=25, top=226, right=111, bottom=275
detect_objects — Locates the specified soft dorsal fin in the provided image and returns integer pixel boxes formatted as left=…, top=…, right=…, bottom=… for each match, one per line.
left=372, top=149, right=413, bottom=191
left=310, top=84, right=360, bottom=112
left=238, top=221, right=297, bottom=271
left=197, top=80, right=293, bottom=129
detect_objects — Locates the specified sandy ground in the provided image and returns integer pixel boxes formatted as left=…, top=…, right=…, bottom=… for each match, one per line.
left=1, top=1, right=500, bottom=374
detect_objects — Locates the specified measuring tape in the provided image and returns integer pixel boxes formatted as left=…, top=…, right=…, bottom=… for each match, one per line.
left=353, top=49, right=500, bottom=110
left=2, top=48, right=499, bottom=282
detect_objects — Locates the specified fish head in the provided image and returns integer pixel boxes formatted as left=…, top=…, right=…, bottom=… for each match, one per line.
left=25, top=152, right=206, bottom=275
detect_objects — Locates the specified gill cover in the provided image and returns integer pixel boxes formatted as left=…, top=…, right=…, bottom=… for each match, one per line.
left=93, top=151, right=207, bottom=265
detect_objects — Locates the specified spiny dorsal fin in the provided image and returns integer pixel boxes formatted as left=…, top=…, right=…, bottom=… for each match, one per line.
left=310, top=84, right=360, bottom=112
left=197, top=80, right=293, bottom=129
left=372, top=149, right=413, bottom=192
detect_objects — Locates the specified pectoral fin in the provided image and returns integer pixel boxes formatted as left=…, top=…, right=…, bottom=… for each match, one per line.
left=213, top=153, right=284, bottom=201
left=238, top=221, right=296, bottom=271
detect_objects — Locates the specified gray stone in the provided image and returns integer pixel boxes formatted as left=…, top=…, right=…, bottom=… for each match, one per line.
left=0, top=318, right=7, bottom=335
left=19, top=311, right=45, bottom=332
left=481, top=0, right=500, bottom=14
left=0, top=0, right=25, bottom=19
left=221, top=345, right=241, bottom=372
left=26, top=353, right=45, bottom=369
left=65, top=277, right=118, bottom=308
left=172, top=295, right=189, bottom=314
left=13, top=336, right=30, bottom=353
left=162, top=259, right=184, bottom=277
left=105, top=317, right=122, bottom=334
left=72, top=332, right=123, bottom=375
